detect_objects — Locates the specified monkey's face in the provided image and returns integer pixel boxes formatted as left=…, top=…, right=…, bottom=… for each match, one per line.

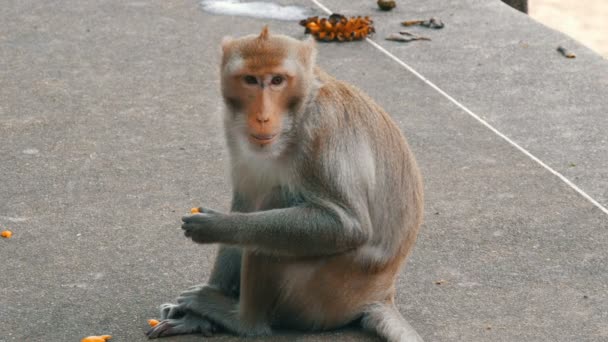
left=220, top=27, right=316, bottom=157
left=228, top=72, right=294, bottom=149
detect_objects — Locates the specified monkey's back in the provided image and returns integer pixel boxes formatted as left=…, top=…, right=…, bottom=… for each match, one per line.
left=306, top=68, right=424, bottom=266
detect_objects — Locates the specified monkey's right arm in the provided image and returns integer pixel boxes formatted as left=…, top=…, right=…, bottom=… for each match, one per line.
left=182, top=199, right=369, bottom=257
left=184, top=137, right=374, bottom=257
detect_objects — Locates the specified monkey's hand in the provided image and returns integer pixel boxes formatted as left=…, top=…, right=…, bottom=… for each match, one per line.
left=181, top=207, right=227, bottom=244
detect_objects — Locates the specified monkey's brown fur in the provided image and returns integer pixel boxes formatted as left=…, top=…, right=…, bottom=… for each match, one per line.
left=147, top=27, right=424, bottom=342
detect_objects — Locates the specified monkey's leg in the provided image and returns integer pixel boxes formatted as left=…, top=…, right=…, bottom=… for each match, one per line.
left=361, top=302, right=424, bottom=342
left=158, top=245, right=241, bottom=319
left=207, top=244, right=243, bottom=297
left=147, top=245, right=242, bottom=339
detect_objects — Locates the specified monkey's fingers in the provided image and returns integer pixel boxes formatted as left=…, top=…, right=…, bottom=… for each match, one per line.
left=182, top=214, right=203, bottom=224
left=181, top=220, right=208, bottom=239
left=146, top=320, right=176, bottom=338
left=181, top=214, right=206, bottom=224
left=181, top=224, right=194, bottom=237
left=160, top=303, right=186, bottom=320
left=146, top=316, right=214, bottom=339
left=189, top=207, right=221, bottom=215
left=182, top=208, right=220, bottom=226
left=146, top=320, right=196, bottom=338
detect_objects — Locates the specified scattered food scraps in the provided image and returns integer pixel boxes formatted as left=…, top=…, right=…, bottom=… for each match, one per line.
left=191, top=207, right=201, bottom=214
left=81, top=335, right=112, bottom=342
left=402, top=17, right=444, bottom=29
left=148, top=319, right=160, bottom=327
left=557, top=46, right=576, bottom=58
left=399, top=31, right=431, bottom=40
left=386, top=32, right=431, bottom=42
left=434, top=279, right=447, bottom=285
left=300, top=14, right=375, bottom=42
left=1, top=230, right=12, bottom=238
left=377, top=0, right=396, bottom=11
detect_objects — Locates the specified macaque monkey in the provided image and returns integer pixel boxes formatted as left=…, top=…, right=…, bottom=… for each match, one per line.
left=146, top=27, right=424, bottom=342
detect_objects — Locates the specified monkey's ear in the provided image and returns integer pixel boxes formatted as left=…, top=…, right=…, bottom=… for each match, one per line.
left=298, top=36, right=318, bottom=69
left=221, top=36, right=234, bottom=54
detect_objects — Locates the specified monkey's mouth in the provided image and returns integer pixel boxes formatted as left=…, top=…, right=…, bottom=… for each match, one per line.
left=249, top=133, right=278, bottom=146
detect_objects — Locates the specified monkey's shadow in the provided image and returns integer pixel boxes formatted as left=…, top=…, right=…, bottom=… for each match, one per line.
left=165, top=321, right=381, bottom=341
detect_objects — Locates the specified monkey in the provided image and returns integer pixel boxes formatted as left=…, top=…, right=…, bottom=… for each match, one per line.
left=146, top=27, right=424, bottom=342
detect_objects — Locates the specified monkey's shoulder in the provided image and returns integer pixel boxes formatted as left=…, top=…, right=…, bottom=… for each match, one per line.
left=312, top=73, right=393, bottom=132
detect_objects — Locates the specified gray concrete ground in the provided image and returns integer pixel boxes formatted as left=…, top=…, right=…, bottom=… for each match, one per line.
left=1, top=0, right=607, bottom=341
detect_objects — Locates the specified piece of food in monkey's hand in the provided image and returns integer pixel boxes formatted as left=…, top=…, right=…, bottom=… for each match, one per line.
left=300, top=14, right=374, bottom=42
left=81, top=335, right=112, bottom=342
left=1, top=230, right=12, bottom=238
left=191, top=207, right=201, bottom=214
left=148, top=319, right=160, bottom=327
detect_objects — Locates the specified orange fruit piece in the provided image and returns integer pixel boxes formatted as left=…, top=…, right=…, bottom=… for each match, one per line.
left=148, top=319, right=160, bottom=327
left=81, top=335, right=112, bottom=342
left=190, top=207, right=201, bottom=214
left=1, top=230, right=12, bottom=238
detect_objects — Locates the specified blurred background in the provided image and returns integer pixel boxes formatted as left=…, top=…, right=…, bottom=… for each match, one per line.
left=529, top=0, right=608, bottom=57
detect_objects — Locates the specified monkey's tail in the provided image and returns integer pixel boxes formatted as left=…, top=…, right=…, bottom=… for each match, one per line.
left=360, top=302, right=424, bottom=342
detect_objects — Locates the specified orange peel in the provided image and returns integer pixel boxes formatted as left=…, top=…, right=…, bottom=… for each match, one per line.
left=300, top=14, right=374, bottom=42
left=190, top=207, right=201, bottom=214
left=81, top=335, right=112, bottom=342
left=1, top=230, right=12, bottom=238
left=148, top=319, right=160, bottom=327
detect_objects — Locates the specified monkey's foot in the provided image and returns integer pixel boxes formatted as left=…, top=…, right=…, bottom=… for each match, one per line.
left=146, top=312, right=216, bottom=339
left=159, top=302, right=186, bottom=320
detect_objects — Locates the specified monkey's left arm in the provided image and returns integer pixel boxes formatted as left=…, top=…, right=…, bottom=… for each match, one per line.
left=182, top=201, right=369, bottom=257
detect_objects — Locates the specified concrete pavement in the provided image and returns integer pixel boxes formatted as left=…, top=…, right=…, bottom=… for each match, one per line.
left=1, top=0, right=607, bottom=341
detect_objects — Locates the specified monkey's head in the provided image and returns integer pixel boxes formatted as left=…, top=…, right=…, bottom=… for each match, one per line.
left=220, top=27, right=317, bottom=156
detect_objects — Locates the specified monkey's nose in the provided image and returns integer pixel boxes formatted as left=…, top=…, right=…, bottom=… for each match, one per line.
left=256, top=117, right=270, bottom=124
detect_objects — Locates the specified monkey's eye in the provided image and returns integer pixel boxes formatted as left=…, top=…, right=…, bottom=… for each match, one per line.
left=271, top=76, right=284, bottom=86
left=243, top=75, right=258, bottom=85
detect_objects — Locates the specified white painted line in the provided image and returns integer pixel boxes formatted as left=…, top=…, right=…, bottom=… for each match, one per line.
left=310, top=0, right=331, bottom=14
left=310, top=0, right=608, bottom=216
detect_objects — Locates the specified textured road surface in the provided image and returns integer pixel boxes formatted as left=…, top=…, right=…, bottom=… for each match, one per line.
left=1, top=0, right=607, bottom=341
